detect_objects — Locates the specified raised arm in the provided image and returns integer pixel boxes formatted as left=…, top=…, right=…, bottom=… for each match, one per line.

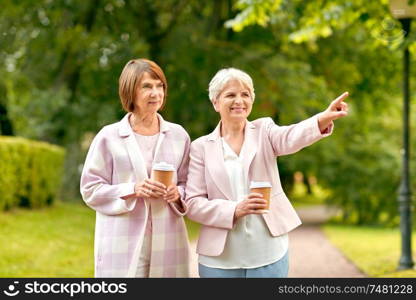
left=267, top=92, right=349, bottom=157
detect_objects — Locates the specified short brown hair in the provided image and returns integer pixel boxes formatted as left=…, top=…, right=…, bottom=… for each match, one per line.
left=118, top=58, right=168, bottom=112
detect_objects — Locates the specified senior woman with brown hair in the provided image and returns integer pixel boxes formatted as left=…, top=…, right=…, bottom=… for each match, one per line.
left=185, top=67, right=348, bottom=278
left=80, top=59, right=191, bottom=277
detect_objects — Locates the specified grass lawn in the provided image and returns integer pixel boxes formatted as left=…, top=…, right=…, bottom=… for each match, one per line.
left=323, top=224, right=416, bottom=277
left=2, top=201, right=415, bottom=278
left=184, top=217, right=200, bottom=241
left=0, top=201, right=200, bottom=277
left=0, top=201, right=95, bottom=277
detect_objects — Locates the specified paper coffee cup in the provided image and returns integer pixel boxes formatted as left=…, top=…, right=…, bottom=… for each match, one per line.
left=249, top=181, right=272, bottom=213
left=151, top=161, right=175, bottom=188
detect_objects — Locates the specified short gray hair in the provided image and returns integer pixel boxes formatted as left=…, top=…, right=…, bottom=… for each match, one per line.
left=208, top=68, right=255, bottom=103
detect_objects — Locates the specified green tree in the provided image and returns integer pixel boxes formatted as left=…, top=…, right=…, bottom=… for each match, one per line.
left=1, top=0, right=413, bottom=226
left=224, top=0, right=413, bottom=224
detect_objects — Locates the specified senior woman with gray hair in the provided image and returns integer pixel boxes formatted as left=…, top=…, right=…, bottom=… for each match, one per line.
left=185, top=67, right=348, bottom=278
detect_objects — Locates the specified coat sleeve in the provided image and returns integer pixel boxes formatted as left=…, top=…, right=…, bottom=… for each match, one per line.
left=184, top=140, right=236, bottom=230
left=80, top=129, right=137, bottom=216
left=168, top=130, right=191, bottom=216
left=266, top=113, right=333, bottom=157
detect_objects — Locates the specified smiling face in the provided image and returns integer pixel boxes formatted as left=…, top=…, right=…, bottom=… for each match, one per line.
left=134, top=72, right=164, bottom=114
left=213, top=79, right=253, bottom=123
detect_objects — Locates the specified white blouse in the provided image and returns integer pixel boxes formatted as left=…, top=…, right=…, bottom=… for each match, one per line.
left=198, top=138, right=288, bottom=269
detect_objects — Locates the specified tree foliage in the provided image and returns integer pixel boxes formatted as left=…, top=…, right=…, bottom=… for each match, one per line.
left=226, top=0, right=416, bottom=224
left=0, top=0, right=414, bottom=224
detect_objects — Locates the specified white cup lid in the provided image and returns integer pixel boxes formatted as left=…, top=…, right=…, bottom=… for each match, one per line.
left=249, top=181, right=272, bottom=189
left=152, top=161, right=175, bottom=171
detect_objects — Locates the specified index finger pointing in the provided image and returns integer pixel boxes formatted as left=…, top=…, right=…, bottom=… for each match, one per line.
left=334, top=91, right=349, bottom=104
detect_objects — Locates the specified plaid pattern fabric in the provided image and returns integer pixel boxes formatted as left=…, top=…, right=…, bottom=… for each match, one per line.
left=80, top=113, right=191, bottom=277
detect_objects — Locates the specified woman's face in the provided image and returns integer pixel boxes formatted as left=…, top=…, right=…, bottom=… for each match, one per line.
left=213, top=79, right=253, bottom=123
left=134, top=72, right=164, bottom=114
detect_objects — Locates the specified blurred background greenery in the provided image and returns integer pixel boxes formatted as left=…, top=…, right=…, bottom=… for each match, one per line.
left=1, top=0, right=415, bottom=276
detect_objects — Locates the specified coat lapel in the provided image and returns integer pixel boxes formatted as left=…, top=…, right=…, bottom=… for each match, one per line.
left=119, top=113, right=172, bottom=277
left=119, top=113, right=148, bottom=181
left=118, top=113, right=170, bottom=181
left=152, top=113, right=169, bottom=164
left=118, top=113, right=148, bottom=277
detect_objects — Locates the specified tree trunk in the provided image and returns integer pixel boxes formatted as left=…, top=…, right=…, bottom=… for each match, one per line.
left=0, top=102, right=14, bottom=136
left=304, top=175, right=312, bottom=195
left=50, top=0, right=101, bottom=145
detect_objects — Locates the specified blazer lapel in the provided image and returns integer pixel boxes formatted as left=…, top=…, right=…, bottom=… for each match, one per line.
left=242, top=120, right=257, bottom=184
left=152, top=113, right=169, bottom=163
left=205, top=123, right=234, bottom=201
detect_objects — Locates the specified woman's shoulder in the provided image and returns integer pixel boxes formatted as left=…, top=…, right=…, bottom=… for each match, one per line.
left=90, top=119, right=125, bottom=144
left=96, top=121, right=120, bottom=136
left=165, top=120, right=186, bottom=132
left=164, top=120, right=190, bottom=140
left=250, top=117, right=275, bottom=127
left=190, top=134, right=210, bottom=150
left=85, top=121, right=122, bottom=152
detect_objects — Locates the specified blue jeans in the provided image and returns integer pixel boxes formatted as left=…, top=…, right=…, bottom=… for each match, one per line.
left=198, top=251, right=289, bottom=278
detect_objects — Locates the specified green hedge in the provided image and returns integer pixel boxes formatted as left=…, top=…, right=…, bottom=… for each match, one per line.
left=0, top=136, right=65, bottom=210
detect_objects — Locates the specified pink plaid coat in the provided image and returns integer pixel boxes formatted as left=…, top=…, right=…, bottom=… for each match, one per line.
left=80, top=113, right=191, bottom=277
left=185, top=115, right=333, bottom=256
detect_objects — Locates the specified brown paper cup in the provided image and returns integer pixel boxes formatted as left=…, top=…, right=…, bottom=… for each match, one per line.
left=152, top=169, right=174, bottom=188
left=151, top=162, right=175, bottom=188
left=250, top=181, right=272, bottom=214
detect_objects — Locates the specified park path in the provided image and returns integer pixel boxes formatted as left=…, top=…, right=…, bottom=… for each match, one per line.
left=188, top=205, right=365, bottom=278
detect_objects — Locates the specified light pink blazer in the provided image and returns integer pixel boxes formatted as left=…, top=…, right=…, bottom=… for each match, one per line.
left=185, top=115, right=332, bottom=256
left=80, top=113, right=191, bottom=277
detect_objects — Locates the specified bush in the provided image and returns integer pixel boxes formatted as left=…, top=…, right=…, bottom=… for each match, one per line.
left=0, top=136, right=65, bottom=210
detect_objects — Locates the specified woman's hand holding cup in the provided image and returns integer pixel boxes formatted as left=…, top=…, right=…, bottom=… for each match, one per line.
left=150, top=161, right=179, bottom=202
left=234, top=193, right=267, bottom=220
left=135, top=179, right=166, bottom=199
left=163, top=185, right=180, bottom=203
